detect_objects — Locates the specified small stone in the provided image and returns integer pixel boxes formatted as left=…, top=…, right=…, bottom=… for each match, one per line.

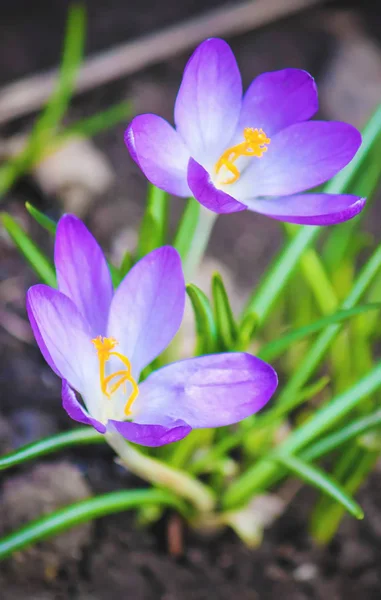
left=293, top=563, right=318, bottom=582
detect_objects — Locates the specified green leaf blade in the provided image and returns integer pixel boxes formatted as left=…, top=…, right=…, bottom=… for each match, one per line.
left=275, top=453, right=364, bottom=519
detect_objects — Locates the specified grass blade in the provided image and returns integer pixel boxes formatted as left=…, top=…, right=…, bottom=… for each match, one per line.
left=259, top=303, right=381, bottom=362
left=25, top=202, right=57, bottom=235
left=1, top=213, right=56, bottom=287
left=173, top=197, right=201, bottom=261
left=186, top=283, right=217, bottom=354
left=302, top=409, right=381, bottom=462
left=0, top=489, right=187, bottom=560
left=0, top=4, right=86, bottom=197
left=212, top=272, right=238, bottom=349
left=242, top=102, right=381, bottom=325
left=137, top=185, right=169, bottom=258
left=275, top=453, right=364, bottom=519
left=0, top=428, right=103, bottom=471
left=223, top=362, right=381, bottom=508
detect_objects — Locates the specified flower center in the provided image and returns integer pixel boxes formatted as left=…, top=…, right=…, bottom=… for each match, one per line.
left=91, top=336, right=139, bottom=417
left=214, top=127, right=270, bottom=185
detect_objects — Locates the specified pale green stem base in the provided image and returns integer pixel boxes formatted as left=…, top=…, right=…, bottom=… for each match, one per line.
left=105, top=431, right=215, bottom=513
left=182, top=206, right=218, bottom=280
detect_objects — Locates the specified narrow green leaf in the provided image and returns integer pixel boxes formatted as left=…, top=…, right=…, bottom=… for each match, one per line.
left=119, top=250, right=133, bottom=279
left=0, top=489, right=187, bottom=561
left=34, top=4, right=85, bottom=141
left=137, top=185, right=169, bottom=258
left=302, top=409, right=381, bottom=461
left=1, top=213, right=56, bottom=287
left=0, top=428, right=103, bottom=471
left=242, top=102, right=381, bottom=324
left=173, top=197, right=201, bottom=261
left=186, top=283, right=217, bottom=354
left=223, top=362, right=381, bottom=508
left=275, top=453, right=364, bottom=519
left=276, top=244, right=381, bottom=408
left=25, top=202, right=57, bottom=235
left=310, top=449, right=376, bottom=544
left=235, top=310, right=258, bottom=350
left=212, top=272, right=238, bottom=349
left=0, top=4, right=86, bottom=197
left=58, top=100, right=132, bottom=141
left=323, top=137, right=381, bottom=272
left=259, top=303, right=381, bottom=362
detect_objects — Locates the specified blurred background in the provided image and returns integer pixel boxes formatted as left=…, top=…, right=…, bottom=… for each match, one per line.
left=1, top=1, right=381, bottom=598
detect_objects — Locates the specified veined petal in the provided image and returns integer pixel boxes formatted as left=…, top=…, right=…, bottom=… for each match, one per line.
left=62, top=380, right=106, bottom=433
left=239, top=69, right=318, bottom=136
left=187, top=158, right=247, bottom=214
left=175, top=38, right=242, bottom=163
left=125, top=114, right=191, bottom=197
left=133, top=353, right=278, bottom=429
left=232, top=121, right=362, bottom=199
left=107, top=247, right=185, bottom=378
left=55, top=215, right=113, bottom=336
left=26, top=285, right=97, bottom=395
left=247, top=193, right=366, bottom=225
left=109, top=419, right=191, bottom=447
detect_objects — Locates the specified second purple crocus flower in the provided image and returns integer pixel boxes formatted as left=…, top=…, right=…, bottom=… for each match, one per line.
left=26, top=215, right=277, bottom=447
left=126, top=38, right=365, bottom=225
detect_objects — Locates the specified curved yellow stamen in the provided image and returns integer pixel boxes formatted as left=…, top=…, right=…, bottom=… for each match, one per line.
left=91, top=336, right=139, bottom=416
left=215, top=127, right=270, bottom=185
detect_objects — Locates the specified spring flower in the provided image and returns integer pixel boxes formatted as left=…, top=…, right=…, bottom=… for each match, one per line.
left=126, top=38, right=365, bottom=225
left=26, top=215, right=277, bottom=447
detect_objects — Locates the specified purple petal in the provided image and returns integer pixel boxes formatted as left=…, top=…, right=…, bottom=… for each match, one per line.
left=247, top=193, right=366, bottom=225
left=187, top=158, right=247, bottom=214
left=134, top=353, right=278, bottom=429
left=232, top=121, right=362, bottom=199
left=107, top=247, right=185, bottom=377
left=174, top=38, right=242, bottom=162
left=239, top=69, right=318, bottom=136
left=62, top=380, right=106, bottom=433
left=109, top=419, right=191, bottom=447
left=55, top=215, right=113, bottom=336
left=26, top=284, right=97, bottom=394
left=125, top=115, right=191, bottom=197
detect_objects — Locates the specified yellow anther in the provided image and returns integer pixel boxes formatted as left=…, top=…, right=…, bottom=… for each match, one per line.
left=91, top=336, right=139, bottom=416
left=215, top=127, right=270, bottom=185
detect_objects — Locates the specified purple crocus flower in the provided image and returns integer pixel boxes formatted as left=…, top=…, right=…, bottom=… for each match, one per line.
left=125, top=38, right=365, bottom=225
left=26, top=215, right=277, bottom=447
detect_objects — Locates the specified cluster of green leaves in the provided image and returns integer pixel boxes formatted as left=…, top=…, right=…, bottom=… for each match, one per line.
left=1, top=3, right=381, bottom=560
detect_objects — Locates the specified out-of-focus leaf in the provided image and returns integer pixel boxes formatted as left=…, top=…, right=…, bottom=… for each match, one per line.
left=235, top=311, right=258, bottom=350
left=186, top=284, right=217, bottom=355
left=1, top=213, right=56, bottom=287
left=0, top=489, right=188, bottom=560
left=259, top=303, right=381, bottom=362
left=243, top=102, right=381, bottom=325
left=0, top=4, right=85, bottom=197
left=173, top=197, right=200, bottom=261
left=0, top=428, right=103, bottom=471
left=275, top=453, right=364, bottom=519
left=59, top=100, right=132, bottom=141
left=25, top=202, right=57, bottom=235
left=137, top=185, right=169, bottom=258
left=212, top=272, right=238, bottom=349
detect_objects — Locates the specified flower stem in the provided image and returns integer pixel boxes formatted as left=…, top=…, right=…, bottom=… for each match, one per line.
left=182, top=205, right=218, bottom=280
left=105, top=431, right=216, bottom=513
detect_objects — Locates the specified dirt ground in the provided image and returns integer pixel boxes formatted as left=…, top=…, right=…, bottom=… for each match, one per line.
left=1, top=0, right=381, bottom=598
